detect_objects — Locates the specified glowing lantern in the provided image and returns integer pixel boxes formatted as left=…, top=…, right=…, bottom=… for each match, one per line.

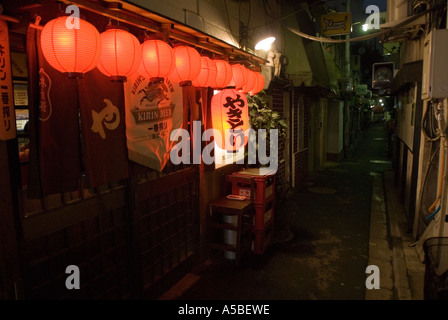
left=241, top=69, right=257, bottom=94
left=192, top=56, right=217, bottom=88
left=251, top=72, right=266, bottom=95
left=97, top=27, right=141, bottom=81
left=211, top=88, right=249, bottom=151
left=141, top=39, right=175, bottom=83
left=40, top=16, right=101, bottom=78
left=170, top=46, right=201, bottom=87
left=230, top=64, right=249, bottom=90
left=211, top=59, right=233, bottom=89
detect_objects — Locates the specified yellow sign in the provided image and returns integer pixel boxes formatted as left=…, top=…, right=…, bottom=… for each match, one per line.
left=321, top=12, right=351, bottom=36
left=0, top=18, right=16, bottom=140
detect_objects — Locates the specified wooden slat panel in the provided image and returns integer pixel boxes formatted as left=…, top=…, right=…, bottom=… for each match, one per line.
left=136, top=168, right=195, bottom=201
left=22, top=188, right=127, bottom=240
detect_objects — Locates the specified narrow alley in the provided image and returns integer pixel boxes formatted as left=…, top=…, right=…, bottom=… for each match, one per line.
left=162, top=122, right=425, bottom=300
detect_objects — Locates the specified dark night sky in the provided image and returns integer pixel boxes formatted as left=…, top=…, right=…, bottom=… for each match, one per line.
left=362, top=0, right=387, bottom=12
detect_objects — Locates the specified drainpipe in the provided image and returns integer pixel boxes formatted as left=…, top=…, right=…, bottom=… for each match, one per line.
left=344, top=0, right=351, bottom=158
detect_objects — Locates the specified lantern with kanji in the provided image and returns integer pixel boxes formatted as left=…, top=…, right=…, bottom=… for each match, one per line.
left=141, top=38, right=175, bottom=83
left=211, top=88, right=249, bottom=151
left=170, top=45, right=201, bottom=87
left=211, top=59, right=233, bottom=89
left=192, top=56, right=217, bottom=88
left=40, top=16, right=102, bottom=78
left=97, top=27, right=142, bottom=81
left=230, top=64, right=249, bottom=90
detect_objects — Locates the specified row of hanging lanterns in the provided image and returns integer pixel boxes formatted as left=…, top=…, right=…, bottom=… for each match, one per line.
left=40, top=16, right=265, bottom=94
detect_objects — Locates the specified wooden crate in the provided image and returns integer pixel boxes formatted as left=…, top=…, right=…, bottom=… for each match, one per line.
left=254, top=200, right=274, bottom=231
left=252, top=224, right=273, bottom=255
left=227, top=168, right=275, bottom=206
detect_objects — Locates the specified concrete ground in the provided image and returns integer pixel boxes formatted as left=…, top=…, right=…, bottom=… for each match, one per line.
left=160, top=123, right=426, bottom=301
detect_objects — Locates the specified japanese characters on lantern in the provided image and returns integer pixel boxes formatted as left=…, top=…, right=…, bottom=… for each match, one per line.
left=211, top=88, right=249, bottom=152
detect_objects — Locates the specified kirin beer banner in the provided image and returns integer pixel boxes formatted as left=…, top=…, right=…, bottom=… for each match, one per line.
left=124, top=66, right=183, bottom=171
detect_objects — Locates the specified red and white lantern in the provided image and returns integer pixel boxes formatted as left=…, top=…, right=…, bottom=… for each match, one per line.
left=211, top=59, right=233, bottom=89
left=141, top=39, right=175, bottom=83
left=97, top=27, right=142, bottom=81
left=230, top=64, right=249, bottom=90
left=251, top=72, right=266, bottom=95
left=192, top=56, right=217, bottom=88
left=241, top=69, right=257, bottom=94
left=170, top=45, right=201, bottom=87
left=40, top=16, right=102, bottom=78
left=211, top=88, right=249, bottom=152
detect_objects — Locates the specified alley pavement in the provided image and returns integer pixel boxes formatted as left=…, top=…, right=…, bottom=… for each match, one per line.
left=160, top=123, right=426, bottom=301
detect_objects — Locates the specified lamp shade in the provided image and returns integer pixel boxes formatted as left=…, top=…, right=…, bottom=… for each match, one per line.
left=170, top=46, right=201, bottom=87
left=255, top=36, right=275, bottom=51
left=251, top=72, right=265, bottom=95
left=40, top=16, right=101, bottom=78
left=192, top=56, right=217, bottom=88
left=230, top=64, right=249, bottom=90
left=97, top=27, right=141, bottom=81
left=141, top=39, right=175, bottom=83
left=241, top=69, right=257, bottom=94
left=211, top=88, right=249, bottom=152
left=211, top=59, right=233, bottom=89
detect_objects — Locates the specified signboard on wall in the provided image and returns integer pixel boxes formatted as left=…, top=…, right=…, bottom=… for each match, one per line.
left=320, top=12, right=351, bottom=36
left=124, top=67, right=183, bottom=171
left=0, top=18, right=17, bottom=140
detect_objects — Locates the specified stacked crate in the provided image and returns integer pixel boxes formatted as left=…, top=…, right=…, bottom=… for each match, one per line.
left=226, top=168, right=275, bottom=254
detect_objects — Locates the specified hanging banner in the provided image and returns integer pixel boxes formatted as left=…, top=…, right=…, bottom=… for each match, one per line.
left=125, top=66, right=183, bottom=171
left=0, top=18, right=16, bottom=140
left=26, top=26, right=81, bottom=197
left=79, top=68, right=129, bottom=188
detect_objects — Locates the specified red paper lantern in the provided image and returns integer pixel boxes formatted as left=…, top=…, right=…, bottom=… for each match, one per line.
left=251, top=72, right=266, bottom=95
left=170, top=46, right=201, bottom=87
left=211, top=59, right=233, bottom=89
left=241, top=69, right=257, bottom=94
left=192, top=56, right=217, bottom=88
left=40, top=16, right=101, bottom=78
left=141, top=39, right=175, bottom=83
left=211, top=88, right=249, bottom=151
left=97, top=27, right=141, bottom=81
left=230, top=64, right=249, bottom=90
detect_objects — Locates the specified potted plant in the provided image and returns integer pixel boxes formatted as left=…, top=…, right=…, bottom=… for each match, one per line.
left=246, top=90, right=287, bottom=168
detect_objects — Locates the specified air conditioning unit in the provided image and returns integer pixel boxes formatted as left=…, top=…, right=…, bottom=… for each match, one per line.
left=422, top=29, right=448, bottom=100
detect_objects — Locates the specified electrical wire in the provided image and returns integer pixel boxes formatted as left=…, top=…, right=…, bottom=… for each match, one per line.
left=283, top=3, right=444, bottom=44
left=419, top=143, right=441, bottom=225
left=426, top=205, right=441, bottom=220
left=422, top=100, right=441, bottom=141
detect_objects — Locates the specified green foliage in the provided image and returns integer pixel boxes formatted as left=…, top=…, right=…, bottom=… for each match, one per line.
left=247, top=91, right=287, bottom=138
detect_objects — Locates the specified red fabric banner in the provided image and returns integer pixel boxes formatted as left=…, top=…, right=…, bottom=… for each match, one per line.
left=26, top=26, right=81, bottom=197
left=78, top=68, right=129, bottom=188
